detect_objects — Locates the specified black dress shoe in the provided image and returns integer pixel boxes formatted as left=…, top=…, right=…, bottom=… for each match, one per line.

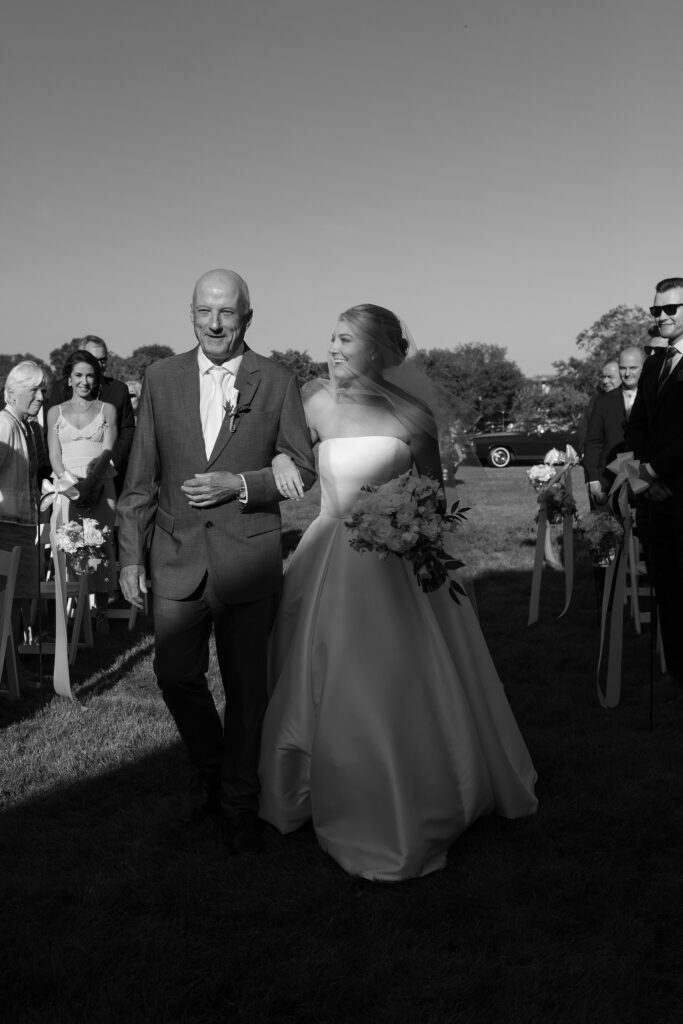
left=177, top=778, right=220, bottom=825
left=658, top=673, right=683, bottom=702
left=228, top=811, right=264, bottom=855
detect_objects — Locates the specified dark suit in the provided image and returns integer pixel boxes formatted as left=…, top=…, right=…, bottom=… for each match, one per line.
left=117, top=347, right=316, bottom=812
left=48, top=377, right=135, bottom=496
left=583, top=387, right=633, bottom=492
left=626, top=352, right=683, bottom=677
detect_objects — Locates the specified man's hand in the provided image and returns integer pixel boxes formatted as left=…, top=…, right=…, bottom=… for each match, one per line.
left=589, top=481, right=607, bottom=505
left=647, top=480, right=673, bottom=502
left=120, top=564, right=147, bottom=610
left=181, top=472, right=242, bottom=508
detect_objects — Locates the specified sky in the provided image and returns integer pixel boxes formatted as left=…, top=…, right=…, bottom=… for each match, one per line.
left=2, top=0, right=682, bottom=376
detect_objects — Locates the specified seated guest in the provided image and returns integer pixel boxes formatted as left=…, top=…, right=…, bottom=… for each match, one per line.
left=584, top=346, right=645, bottom=504
left=47, top=336, right=134, bottom=496
left=0, top=362, right=48, bottom=692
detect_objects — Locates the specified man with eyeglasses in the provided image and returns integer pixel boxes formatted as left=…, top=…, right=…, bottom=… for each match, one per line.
left=47, top=335, right=135, bottom=496
left=626, top=277, right=683, bottom=698
left=584, top=347, right=645, bottom=504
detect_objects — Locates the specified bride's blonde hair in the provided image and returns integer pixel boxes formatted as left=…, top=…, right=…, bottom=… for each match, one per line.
left=338, top=304, right=409, bottom=369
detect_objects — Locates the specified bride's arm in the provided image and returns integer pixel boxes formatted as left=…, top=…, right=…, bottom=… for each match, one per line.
left=271, top=382, right=325, bottom=499
left=411, top=427, right=444, bottom=482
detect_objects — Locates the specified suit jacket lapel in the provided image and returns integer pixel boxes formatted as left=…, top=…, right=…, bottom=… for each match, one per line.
left=175, top=350, right=205, bottom=457
left=206, top=347, right=262, bottom=467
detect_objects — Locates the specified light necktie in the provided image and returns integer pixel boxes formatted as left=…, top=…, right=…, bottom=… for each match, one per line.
left=657, top=346, right=678, bottom=394
left=204, top=365, right=233, bottom=456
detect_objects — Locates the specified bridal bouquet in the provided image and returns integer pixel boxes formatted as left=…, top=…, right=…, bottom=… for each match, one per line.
left=54, top=518, right=111, bottom=576
left=345, top=472, right=469, bottom=602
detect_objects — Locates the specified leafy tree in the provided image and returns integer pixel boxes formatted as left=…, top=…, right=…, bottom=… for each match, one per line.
left=270, top=349, right=327, bottom=386
left=418, top=344, right=524, bottom=433
left=49, top=339, right=83, bottom=380
left=48, top=341, right=174, bottom=384
left=509, top=379, right=587, bottom=431
left=553, top=304, right=652, bottom=395
left=120, top=345, right=175, bottom=382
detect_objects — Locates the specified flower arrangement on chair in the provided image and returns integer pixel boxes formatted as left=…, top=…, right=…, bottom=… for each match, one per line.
left=579, top=510, right=624, bottom=567
left=535, top=483, right=578, bottom=525
left=54, top=517, right=112, bottom=578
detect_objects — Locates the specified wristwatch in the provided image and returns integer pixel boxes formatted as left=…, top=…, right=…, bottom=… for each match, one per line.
left=237, top=475, right=247, bottom=503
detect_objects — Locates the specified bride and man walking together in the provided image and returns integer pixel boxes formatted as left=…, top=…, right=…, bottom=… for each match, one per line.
left=118, top=268, right=538, bottom=882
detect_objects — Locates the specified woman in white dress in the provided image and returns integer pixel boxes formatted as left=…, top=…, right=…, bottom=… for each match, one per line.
left=259, top=305, right=537, bottom=881
left=46, top=350, right=118, bottom=631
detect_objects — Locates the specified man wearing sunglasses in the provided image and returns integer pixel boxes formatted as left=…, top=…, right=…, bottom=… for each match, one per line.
left=626, top=278, right=683, bottom=697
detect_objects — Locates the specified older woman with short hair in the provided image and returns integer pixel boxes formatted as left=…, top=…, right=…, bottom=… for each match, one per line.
left=0, top=361, right=48, bottom=688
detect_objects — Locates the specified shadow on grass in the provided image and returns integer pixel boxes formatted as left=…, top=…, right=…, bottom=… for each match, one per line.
left=2, top=563, right=683, bottom=1023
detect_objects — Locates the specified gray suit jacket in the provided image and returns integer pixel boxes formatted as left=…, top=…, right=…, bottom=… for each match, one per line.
left=117, top=347, right=316, bottom=603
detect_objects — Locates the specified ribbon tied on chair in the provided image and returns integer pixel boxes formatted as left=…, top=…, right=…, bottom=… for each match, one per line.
left=594, top=453, right=649, bottom=708
left=528, top=446, right=579, bottom=626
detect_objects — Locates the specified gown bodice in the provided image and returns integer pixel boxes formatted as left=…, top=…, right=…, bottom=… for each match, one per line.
left=318, top=436, right=412, bottom=519
left=55, top=405, right=108, bottom=479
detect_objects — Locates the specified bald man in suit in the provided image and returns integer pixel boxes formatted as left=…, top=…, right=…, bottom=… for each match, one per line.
left=118, top=269, right=316, bottom=853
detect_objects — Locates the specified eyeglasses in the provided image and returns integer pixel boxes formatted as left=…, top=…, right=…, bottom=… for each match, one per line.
left=649, top=303, right=683, bottom=318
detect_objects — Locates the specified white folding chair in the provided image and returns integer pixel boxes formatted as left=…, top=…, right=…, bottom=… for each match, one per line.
left=19, top=525, right=94, bottom=664
left=0, top=545, right=22, bottom=700
left=625, top=534, right=666, bottom=671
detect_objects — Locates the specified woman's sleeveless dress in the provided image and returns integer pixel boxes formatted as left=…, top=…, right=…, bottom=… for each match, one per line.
left=259, top=436, right=538, bottom=882
left=55, top=405, right=117, bottom=593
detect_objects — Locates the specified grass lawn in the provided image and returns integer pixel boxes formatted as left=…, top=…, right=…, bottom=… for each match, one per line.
left=1, top=466, right=682, bottom=1023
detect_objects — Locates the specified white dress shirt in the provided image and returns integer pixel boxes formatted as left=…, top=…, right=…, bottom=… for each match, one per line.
left=198, top=346, right=243, bottom=457
left=197, top=345, right=247, bottom=501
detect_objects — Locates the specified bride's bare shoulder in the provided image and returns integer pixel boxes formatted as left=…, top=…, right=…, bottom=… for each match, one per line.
left=301, top=377, right=333, bottom=411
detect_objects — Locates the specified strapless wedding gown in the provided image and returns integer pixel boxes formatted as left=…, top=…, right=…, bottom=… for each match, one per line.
left=55, top=405, right=117, bottom=592
left=259, top=436, right=538, bottom=881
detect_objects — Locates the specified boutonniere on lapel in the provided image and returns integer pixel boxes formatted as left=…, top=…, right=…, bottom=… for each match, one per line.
left=225, top=391, right=252, bottom=433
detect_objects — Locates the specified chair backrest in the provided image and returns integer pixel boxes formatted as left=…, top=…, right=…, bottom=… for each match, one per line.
left=0, top=545, right=22, bottom=685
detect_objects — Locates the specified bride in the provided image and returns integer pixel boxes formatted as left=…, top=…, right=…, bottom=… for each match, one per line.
left=258, top=304, right=538, bottom=881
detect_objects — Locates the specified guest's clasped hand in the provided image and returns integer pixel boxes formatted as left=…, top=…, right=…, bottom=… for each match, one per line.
left=181, top=471, right=243, bottom=507
left=637, top=463, right=673, bottom=502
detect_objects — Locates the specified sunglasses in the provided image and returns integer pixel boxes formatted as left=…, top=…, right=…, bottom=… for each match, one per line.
left=649, top=303, right=683, bottom=318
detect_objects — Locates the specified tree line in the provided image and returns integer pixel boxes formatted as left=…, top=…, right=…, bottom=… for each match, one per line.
left=1, top=305, right=654, bottom=437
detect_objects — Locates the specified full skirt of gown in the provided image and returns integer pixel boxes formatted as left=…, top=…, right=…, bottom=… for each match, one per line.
left=259, top=436, right=538, bottom=881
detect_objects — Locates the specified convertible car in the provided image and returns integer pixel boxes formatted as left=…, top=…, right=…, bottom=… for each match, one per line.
left=470, top=429, right=578, bottom=468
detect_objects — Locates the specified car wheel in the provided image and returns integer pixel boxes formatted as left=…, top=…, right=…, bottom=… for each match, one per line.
left=489, top=446, right=512, bottom=468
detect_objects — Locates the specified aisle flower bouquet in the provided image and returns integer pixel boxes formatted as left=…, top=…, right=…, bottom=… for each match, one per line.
left=526, top=463, right=556, bottom=492
left=535, top=483, right=578, bottom=525
left=345, top=472, right=469, bottom=602
left=54, top=518, right=111, bottom=576
left=579, top=510, right=624, bottom=567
